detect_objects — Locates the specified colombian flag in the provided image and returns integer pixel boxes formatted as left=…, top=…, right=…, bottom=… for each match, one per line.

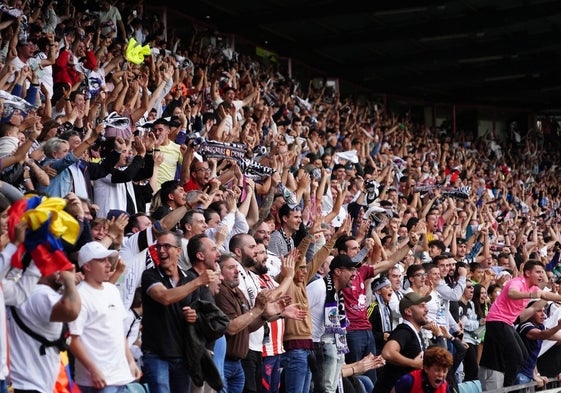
left=7, top=196, right=80, bottom=276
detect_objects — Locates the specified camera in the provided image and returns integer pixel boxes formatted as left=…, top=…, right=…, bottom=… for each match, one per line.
left=255, top=145, right=268, bottom=156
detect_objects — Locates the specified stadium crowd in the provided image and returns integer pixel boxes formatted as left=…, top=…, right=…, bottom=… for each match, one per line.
left=0, top=1, right=561, bottom=393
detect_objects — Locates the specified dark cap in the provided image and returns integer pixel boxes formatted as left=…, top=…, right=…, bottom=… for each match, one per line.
left=330, top=255, right=361, bottom=272
left=399, top=292, right=432, bottom=315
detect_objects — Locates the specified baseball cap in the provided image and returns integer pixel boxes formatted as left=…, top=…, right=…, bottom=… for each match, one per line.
left=78, top=241, right=119, bottom=268
left=329, top=255, right=361, bottom=272
left=399, top=292, right=432, bottom=315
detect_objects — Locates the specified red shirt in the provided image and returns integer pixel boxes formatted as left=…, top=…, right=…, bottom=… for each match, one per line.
left=183, top=178, right=202, bottom=192
left=342, top=264, right=377, bottom=331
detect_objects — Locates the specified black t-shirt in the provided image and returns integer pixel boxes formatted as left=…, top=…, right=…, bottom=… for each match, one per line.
left=374, top=323, right=422, bottom=393
left=141, top=266, right=195, bottom=357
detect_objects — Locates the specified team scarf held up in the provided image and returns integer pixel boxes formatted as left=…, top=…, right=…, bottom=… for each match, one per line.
left=323, top=272, right=350, bottom=354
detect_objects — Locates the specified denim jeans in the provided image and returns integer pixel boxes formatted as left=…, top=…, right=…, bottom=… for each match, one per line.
left=78, top=385, right=127, bottom=393
left=345, top=330, right=377, bottom=385
left=311, top=338, right=344, bottom=393
left=281, top=349, right=311, bottom=393
left=142, top=353, right=190, bottom=393
left=213, top=336, right=227, bottom=384
left=222, top=359, right=245, bottom=393
left=514, top=373, right=532, bottom=385
left=0, top=380, right=8, bottom=393
left=356, top=375, right=374, bottom=393
left=262, top=355, right=281, bottom=393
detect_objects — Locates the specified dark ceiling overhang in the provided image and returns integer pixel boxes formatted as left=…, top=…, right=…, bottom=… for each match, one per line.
left=153, top=0, right=561, bottom=113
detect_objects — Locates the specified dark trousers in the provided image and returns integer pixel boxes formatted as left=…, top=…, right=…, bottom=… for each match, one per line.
left=480, top=321, right=527, bottom=386
left=463, top=343, right=479, bottom=381
left=242, top=349, right=263, bottom=393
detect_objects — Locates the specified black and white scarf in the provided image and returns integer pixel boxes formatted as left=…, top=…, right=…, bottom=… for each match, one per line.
left=324, top=272, right=349, bottom=354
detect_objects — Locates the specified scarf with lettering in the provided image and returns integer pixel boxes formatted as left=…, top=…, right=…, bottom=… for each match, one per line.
left=324, top=272, right=349, bottom=354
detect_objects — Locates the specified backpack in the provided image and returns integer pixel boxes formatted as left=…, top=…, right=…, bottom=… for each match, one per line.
left=10, top=306, right=71, bottom=355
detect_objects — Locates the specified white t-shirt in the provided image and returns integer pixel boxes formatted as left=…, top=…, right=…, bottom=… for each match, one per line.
left=8, top=285, right=63, bottom=393
left=116, top=229, right=154, bottom=310
left=69, top=282, right=133, bottom=387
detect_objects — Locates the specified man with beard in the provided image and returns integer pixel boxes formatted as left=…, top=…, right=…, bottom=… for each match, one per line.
left=307, top=254, right=363, bottom=393
left=141, top=231, right=219, bottom=393
left=252, top=220, right=282, bottom=278
left=374, top=292, right=432, bottom=393
left=214, top=253, right=274, bottom=393
left=230, top=233, right=298, bottom=393
left=252, top=239, right=306, bottom=393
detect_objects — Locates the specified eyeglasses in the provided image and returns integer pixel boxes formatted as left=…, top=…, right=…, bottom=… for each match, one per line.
left=154, top=243, right=180, bottom=251
left=413, top=273, right=428, bottom=278
left=195, top=167, right=211, bottom=173
left=466, top=286, right=474, bottom=289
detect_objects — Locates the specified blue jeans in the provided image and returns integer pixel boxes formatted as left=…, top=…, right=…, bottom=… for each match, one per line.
left=0, top=380, right=7, bottom=393
left=281, top=349, right=311, bottom=393
left=213, top=336, right=227, bottom=385
left=222, top=359, right=245, bottom=393
left=311, top=338, right=344, bottom=393
left=142, top=353, right=191, bottom=393
left=78, top=386, right=126, bottom=393
left=514, top=373, right=532, bottom=385
left=345, top=330, right=377, bottom=385
left=356, top=375, right=374, bottom=393
left=262, top=355, right=281, bottom=393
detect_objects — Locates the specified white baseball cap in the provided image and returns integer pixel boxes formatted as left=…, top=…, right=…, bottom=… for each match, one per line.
left=78, top=241, right=118, bottom=268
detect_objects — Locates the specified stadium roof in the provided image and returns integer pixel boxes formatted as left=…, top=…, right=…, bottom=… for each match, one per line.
left=157, top=0, right=561, bottom=113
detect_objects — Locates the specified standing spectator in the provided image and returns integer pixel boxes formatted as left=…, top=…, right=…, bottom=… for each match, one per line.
left=178, top=209, right=208, bottom=270
left=69, top=241, right=142, bottom=392
left=340, top=231, right=420, bottom=386
left=279, top=217, right=350, bottom=393
left=93, top=136, right=149, bottom=218
left=182, top=159, right=212, bottom=192
left=7, top=268, right=81, bottom=393
left=151, top=118, right=182, bottom=188
left=97, top=0, right=126, bottom=40
left=387, top=265, right=405, bottom=327
left=150, top=180, right=191, bottom=230
left=0, top=220, right=42, bottom=393
left=458, top=281, right=480, bottom=382
left=374, top=292, right=432, bottom=393
left=38, top=125, right=101, bottom=198
left=479, top=259, right=561, bottom=389
left=307, top=254, right=360, bottom=393
left=252, top=220, right=282, bottom=278
left=268, top=204, right=301, bottom=259
left=141, top=231, right=219, bottom=393
left=368, top=276, right=395, bottom=356
left=254, top=239, right=303, bottom=393
left=214, top=253, right=274, bottom=393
